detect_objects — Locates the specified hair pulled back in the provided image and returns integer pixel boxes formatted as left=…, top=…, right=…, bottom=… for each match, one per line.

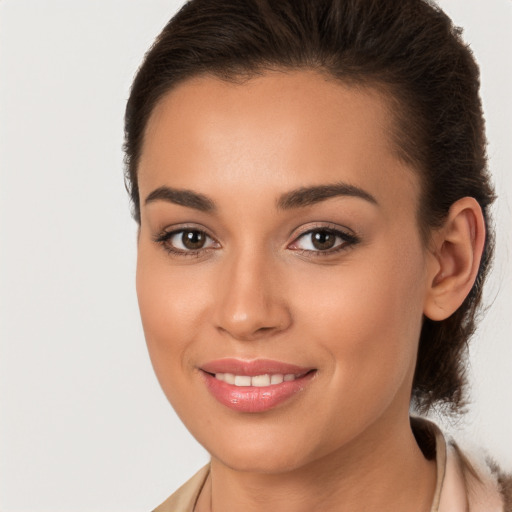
left=124, top=0, right=495, bottom=415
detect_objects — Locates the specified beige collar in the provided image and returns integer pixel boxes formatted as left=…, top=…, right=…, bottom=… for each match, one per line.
left=426, top=419, right=504, bottom=512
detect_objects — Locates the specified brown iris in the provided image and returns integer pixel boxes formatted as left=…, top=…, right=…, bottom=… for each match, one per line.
left=311, top=230, right=337, bottom=250
left=182, top=230, right=206, bottom=250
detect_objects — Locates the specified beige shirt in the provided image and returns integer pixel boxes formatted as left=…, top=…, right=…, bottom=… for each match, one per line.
left=152, top=420, right=506, bottom=512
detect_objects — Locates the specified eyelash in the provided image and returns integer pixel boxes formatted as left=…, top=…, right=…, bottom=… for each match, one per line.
left=153, top=225, right=360, bottom=258
left=290, top=225, right=360, bottom=257
left=153, top=227, right=219, bottom=258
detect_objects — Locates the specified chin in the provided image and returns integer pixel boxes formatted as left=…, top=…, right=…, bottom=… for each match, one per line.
left=213, top=446, right=311, bottom=474
left=194, top=421, right=325, bottom=474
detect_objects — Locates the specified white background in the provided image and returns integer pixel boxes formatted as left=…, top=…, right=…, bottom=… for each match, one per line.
left=0, top=1, right=510, bottom=511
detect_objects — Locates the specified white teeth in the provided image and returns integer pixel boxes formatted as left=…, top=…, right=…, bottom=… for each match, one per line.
left=252, top=374, right=271, bottom=387
left=214, top=373, right=297, bottom=386
left=270, top=374, right=284, bottom=385
left=224, top=373, right=235, bottom=384
left=234, top=375, right=252, bottom=387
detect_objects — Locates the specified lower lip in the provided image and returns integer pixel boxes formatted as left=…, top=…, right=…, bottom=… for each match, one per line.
left=202, top=371, right=315, bottom=413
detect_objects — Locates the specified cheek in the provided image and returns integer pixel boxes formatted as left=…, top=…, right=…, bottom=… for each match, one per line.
left=293, top=240, right=427, bottom=404
left=135, top=246, right=210, bottom=382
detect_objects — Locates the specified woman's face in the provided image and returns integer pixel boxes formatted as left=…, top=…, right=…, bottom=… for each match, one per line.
left=136, top=70, right=435, bottom=473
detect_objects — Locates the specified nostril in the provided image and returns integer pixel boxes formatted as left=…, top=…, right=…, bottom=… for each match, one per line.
left=256, top=326, right=274, bottom=333
left=216, top=322, right=287, bottom=342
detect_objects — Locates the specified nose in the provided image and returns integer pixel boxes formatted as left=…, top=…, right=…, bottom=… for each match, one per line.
left=213, top=250, right=292, bottom=341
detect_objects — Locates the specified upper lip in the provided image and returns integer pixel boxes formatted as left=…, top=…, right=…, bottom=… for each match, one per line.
left=200, top=358, right=314, bottom=377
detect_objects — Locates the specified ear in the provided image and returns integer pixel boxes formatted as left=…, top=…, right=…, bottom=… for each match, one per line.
left=423, top=197, right=486, bottom=321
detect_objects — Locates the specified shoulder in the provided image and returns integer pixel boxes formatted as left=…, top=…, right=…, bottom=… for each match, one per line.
left=450, top=441, right=511, bottom=512
left=152, top=464, right=210, bottom=512
left=477, top=453, right=512, bottom=512
left=413, top=416, right=511, bottom=512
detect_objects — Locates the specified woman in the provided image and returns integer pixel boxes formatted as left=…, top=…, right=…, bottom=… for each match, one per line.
left=124, top=0, right=511, bottom=510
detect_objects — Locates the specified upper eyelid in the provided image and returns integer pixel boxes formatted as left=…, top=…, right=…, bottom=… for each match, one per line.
left=291, top=228, right=355, bottom=245
left=165, top=228, right=216, bottom=241
left=154, top=223, right=217, bottom=240
left=289, top=222, right=355, bottom=239
left=288, top=224, right=360, bottom=251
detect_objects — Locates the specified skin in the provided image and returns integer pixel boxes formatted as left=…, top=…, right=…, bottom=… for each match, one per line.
left=135, top=70, right=484, bottom=512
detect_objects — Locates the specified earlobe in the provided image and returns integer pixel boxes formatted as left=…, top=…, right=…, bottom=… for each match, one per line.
left=423, top=197, right=486, bottom=321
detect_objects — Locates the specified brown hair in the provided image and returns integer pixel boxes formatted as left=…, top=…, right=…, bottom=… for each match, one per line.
left=124, top=0, right=495, bottom=415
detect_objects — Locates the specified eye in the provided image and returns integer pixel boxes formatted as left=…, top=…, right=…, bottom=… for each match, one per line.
left=289, top=227, right=358, bottom=254
left=155, top=228, right=219, bottom=255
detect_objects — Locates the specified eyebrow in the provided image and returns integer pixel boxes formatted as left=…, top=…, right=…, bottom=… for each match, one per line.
left=144, top=186, right=215, bottom=212
left=276, top=182, right=378, bottom=209
left=143, top=181, right=377, bottom=213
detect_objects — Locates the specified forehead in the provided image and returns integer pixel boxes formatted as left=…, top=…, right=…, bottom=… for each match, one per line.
left=139, top=70, right=419, bottom=211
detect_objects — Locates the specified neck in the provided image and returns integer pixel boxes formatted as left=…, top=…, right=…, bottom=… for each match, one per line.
left=195, top=413, right=436, bottom=512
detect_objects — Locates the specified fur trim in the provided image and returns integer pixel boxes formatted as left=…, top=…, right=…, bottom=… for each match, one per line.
left=490, top=462, right=512, bottom=512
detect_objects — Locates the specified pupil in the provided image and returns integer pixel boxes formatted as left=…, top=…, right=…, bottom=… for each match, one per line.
left=312, top=230, right=335, bottom=250
left=182, top=230, right=205, bottom=250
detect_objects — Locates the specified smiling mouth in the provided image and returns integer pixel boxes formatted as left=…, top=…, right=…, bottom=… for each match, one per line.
left=210, top=371, right=311, bottom=387
left=200, top=362, right=317, bottom=413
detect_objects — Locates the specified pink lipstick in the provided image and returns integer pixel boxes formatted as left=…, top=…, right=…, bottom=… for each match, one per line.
left=200, top=358, right=316, bottom=413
